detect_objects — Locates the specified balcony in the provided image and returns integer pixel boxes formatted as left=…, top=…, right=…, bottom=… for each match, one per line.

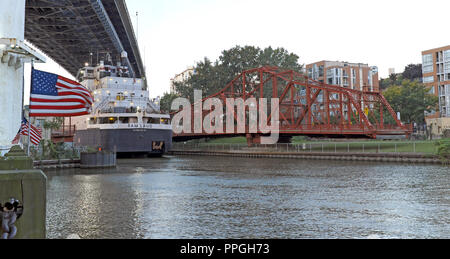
left=51, top=125, right=76, bottom=143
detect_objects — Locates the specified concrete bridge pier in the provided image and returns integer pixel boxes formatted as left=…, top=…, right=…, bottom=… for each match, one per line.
left=0, top=0, right=47, bottom=239
left=0, top=0, right=44, bottom=156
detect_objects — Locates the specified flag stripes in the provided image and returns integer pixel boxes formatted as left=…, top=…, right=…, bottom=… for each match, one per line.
left=20, top=119, right=42, bottom=146
left=29, top=69, right=93, bottom=117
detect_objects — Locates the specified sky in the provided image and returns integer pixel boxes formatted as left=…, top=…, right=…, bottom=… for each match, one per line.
left=24, top=0, right=450, bottom=101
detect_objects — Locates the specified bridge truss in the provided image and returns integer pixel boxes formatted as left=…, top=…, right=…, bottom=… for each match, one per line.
left=173, top=67, right=412, bottom=144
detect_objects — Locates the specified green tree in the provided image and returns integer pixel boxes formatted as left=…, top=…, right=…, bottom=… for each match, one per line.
left=380, top=74, right=403, bottom=91
left=402, top=64, right=423, bottom=81
left=383, top=80, right=438, bottom=124
left=160, top=92, right=180, bottom=113
left=435, top=138, right=450, bottom=165
left=380, top=64, right=423, bottom=91
left=43, top=117, right=63, bottom=130
left=174, top=45, right=303, bottom=102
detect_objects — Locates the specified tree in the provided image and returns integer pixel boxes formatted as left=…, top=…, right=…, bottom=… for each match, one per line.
left=160, top=92, right=180, bottom=113
left=383, top=80, right=438, bottom=124
left=43, top=117, right=63, bottom=130
left=380, top=64, right=423, bottom=91
left=380, top=74, right=403, bottom=91
left=174, top=45, right=303, bottom=102
left=402, top=64, right=423, bottom=81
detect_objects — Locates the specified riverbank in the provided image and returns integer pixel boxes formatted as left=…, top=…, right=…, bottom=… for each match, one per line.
left=169, top=149, right=442, bottom=164
left=34, top=159, right=81, bottom=170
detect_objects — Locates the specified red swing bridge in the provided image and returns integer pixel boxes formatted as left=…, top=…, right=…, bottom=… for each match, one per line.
left=172, top=66, right=412, bottom=145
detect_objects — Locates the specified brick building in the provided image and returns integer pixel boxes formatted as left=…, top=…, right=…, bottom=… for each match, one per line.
left=170, top=66, right=195, bottom=94
left=422, top=45, right=450, bottom=118
left=306, top=61, right=380, bottom=92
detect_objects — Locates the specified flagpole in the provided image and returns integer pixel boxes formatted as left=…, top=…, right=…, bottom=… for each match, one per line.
left=27, top=59, right=35, bottom=156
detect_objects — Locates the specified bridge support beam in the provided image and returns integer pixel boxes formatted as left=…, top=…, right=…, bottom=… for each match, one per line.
left=0, top=0, right=26, bottom=155
left=246, top=134, right=261, bottom=147
left=0, top=0, right=44, bottom=156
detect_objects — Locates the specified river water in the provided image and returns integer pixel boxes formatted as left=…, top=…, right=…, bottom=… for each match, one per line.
left=44, top=156, right=449, bottom=239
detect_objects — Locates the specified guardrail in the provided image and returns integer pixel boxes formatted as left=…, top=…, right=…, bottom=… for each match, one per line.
left=172, top=141, right=438, bottom=155
left=51, top=126, right=76, bottom=137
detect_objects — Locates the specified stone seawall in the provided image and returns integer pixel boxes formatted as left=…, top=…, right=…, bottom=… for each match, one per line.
left=169, top=150, right=442, bottom=165
left=0, top=170, right=47, bottom=239
left=34, top=159, right=81, bottom=170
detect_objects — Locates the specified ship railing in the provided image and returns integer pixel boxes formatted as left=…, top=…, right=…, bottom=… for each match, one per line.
left=95, top=97, right=111, bottom=111
left=51, top=126, right=76, bottom=137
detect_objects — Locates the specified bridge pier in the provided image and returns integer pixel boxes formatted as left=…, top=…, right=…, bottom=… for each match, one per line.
left=0, top=0, right=47, bottom=239
left=0, top=0, right=44, bottom=155
left=0, top=0, right=26, bottom=155
left=246, top=134, right=261, bottom=147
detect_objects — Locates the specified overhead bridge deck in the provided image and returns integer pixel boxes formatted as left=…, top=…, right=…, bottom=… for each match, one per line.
left=25, top=0, right=145, bottom=83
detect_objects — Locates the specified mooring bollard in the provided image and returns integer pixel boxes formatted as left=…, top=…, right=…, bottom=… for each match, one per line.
left=0, top=146, right=47, bottom=239
left=0, top=199, right=24, bottom=239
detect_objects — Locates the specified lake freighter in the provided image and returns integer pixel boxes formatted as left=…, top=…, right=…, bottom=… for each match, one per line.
left=72, top=56, right=172, bottom=157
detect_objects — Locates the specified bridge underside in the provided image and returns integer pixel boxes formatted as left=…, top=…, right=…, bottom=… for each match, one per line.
left=25, top=0, right=144, bottom=80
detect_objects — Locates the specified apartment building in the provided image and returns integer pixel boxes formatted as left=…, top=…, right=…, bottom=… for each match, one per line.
left=306, top=61, right=380, bottom=92
left=170, top=66, right=196, bottom=94
left=422, top=45, right=450, bottom=118
left=388, top=68, right=396, bottom=76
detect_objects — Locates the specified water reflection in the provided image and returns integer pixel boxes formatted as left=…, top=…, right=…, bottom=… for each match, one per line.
left=46, top=169, right=148, bottom=239
left=45, top=157, right=450, bottom=239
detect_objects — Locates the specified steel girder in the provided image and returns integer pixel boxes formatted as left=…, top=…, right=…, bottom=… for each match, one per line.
left=172, top=67, right=412, bottom=143
left=25, top=0, right=144, bottom=81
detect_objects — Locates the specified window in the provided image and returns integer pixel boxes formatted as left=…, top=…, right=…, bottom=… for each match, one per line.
left=351, top=69, right=357, bottom=86
left=343, top=78, right=349, bottom=86
left=119, top=117, right=130, bottom=124
left=423, top=54, right=433, bottom=64
left=336, top=69, right=342, bottom=85
left=148, top=118, right=160, bottom=124
left=99, top=71, right=111, bottom=79
left=161, top=119, right=170, bottom=125
left=343, top=70, right=349, bottom=78
left=116, top=92, right=125, bottom=101
left=444, top=51, right=450, bottom=73
left=429, top=86, right=436, bottom=95
left=368, top=72, right=373, bottom=87
left=445, top=50, right=450, bottom=61
left=327, top=69, right=335, bottom=85
left=318, top=66, right=324, bottom=77
left=100, top=117, right=117, bottom=124
left=423, top=76, right=434, bottom=83
left=309, top=64, right=319, bottom=80
left=308, top=68, right=313, bottom=78
left=423, top=54, right=434, bottom=74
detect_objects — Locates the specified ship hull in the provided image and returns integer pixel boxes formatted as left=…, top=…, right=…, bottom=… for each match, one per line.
left=74, top=128, right=173, bottom=156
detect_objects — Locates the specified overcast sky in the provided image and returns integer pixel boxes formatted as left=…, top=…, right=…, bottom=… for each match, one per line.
left=25, top=0, right=450, bottom=101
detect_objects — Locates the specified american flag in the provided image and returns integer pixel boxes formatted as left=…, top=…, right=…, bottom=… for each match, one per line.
left=30, top=69, right=93, bottom=117
left=11, top=131, right=21, bottom=145
left=20, top=119, right=42, bottom=146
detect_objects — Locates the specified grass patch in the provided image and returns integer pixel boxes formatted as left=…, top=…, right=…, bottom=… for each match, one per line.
left=206, top=137, right=248, bottom=144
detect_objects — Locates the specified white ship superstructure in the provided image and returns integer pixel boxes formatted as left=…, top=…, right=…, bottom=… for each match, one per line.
left=72, top=58, right=172, bottom=155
